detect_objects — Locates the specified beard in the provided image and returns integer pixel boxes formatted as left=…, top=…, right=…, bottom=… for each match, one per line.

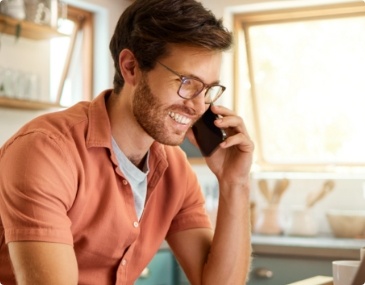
left=132, top=74, right=190, bottom=146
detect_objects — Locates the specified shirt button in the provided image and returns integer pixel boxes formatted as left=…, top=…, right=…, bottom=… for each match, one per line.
left=122, top=180, right=128, bottom=185
left=133, top=221, right=139, bottom=228
left=121, top=259, right=127, bottom=266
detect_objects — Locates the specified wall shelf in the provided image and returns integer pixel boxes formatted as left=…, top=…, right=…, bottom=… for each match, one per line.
left=0, top=7, right=92, bottom=110
left=0, top=13, right=69, bottom=109
left=0, top=96, right=63, bottom=110
left=0, top=14, right=66, bottom=40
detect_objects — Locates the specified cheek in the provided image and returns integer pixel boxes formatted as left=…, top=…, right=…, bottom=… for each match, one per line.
left=148, top=74, right=180, bottom=102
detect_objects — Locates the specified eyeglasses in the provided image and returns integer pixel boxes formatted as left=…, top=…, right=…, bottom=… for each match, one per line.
left=157, top=62, right=226, bottom=104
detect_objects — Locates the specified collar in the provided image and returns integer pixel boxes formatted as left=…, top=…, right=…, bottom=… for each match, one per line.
left=86, top=89, right=113, bottom=149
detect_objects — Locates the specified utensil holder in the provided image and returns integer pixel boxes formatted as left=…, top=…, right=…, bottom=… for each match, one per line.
left=254, top=205, right=282, bottom=235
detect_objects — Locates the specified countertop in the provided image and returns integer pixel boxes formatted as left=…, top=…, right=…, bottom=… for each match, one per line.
left=252, top=234, right=365, bottom=259
left=161, top=234, right=365, bottom=260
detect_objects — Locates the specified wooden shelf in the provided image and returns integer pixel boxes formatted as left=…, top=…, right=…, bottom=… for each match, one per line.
left=0, top=14, right=66, bottom=40
left=0, top=96, right=64, bottom=110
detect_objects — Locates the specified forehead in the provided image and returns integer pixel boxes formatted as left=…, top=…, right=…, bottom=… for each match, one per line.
left=162, top=44, right=223, bottom=83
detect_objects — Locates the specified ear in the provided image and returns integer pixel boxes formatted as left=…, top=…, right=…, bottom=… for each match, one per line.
left=118, top=49, right=139, bottom=86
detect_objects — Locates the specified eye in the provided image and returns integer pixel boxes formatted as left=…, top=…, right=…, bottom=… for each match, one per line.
left=181, top=77, right=195, bottom=87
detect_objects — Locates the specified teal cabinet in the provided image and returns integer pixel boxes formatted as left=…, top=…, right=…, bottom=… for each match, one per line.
left=176, top=266, right=190, bottom=285
left=136, top=249, right=176, bottom=285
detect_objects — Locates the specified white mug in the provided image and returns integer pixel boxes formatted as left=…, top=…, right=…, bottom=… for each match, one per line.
left=332, top=260, right=360, bottom=285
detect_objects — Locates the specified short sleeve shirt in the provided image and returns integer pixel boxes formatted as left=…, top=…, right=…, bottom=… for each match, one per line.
left=0, top=90, right=211, bottom=285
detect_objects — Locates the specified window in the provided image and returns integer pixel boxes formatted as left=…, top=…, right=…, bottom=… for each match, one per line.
left=51, top=5, right=93, bottom=106
left=0, top=4, right=93, bottom=108
left=234, top=2, right=365, bottom=171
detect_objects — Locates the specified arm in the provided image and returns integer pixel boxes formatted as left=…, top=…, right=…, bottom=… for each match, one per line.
left=8, top=241, right=78, bottom=285
left=170, top=105, right=253, bottom=285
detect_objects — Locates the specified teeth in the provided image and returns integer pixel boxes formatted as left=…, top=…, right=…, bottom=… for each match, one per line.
left=169, top=111, right=191, bottom=125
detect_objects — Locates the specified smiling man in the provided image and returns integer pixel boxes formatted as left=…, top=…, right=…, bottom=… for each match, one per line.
left=0, top=0, right=254, bottom=284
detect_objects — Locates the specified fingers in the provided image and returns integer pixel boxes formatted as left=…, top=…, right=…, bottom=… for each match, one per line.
left=212, top=105, right=249, bottom=137
left=211, top=105, right=254, bottom=153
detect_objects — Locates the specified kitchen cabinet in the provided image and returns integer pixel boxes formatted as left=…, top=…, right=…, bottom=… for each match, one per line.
left=135, top=248, right=191, bottom=285
left=176, top=267, right=189, bottom=285
left=248, top=254, right=332, bottom=285
left=249, top=234, right=364, bottom=285
left=136, top=249, right=177, bottom=285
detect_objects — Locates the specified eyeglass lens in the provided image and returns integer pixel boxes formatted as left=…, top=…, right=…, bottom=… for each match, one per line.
left=179, top=78, right=223, bottom=103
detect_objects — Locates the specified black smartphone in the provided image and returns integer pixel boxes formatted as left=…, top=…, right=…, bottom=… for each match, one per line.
left=192, top=105, right=226, bottom=157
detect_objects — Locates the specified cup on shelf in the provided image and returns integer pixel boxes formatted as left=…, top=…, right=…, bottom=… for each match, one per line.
left=0, top=66, right=5, bottom=97
left=0, top=67, right=39, bottom=100
left=2, top=68, right=17, bottom=98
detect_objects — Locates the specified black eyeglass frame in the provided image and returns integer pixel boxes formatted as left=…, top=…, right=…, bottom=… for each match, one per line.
left=157, top=61, right=226, bottom=104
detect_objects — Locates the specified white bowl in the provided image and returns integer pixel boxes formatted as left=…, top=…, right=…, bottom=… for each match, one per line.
left=326, top=209, right=365, bottom=238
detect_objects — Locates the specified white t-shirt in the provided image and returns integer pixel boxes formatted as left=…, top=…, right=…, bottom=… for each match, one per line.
left=112, top=137, right=149, bottom=220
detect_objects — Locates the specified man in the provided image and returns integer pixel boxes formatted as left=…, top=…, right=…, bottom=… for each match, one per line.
left=0, top=0, right=254, bottom=284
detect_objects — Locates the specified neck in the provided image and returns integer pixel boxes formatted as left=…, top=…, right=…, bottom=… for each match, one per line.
left=129, top=152, right=148, bottom=170
left=106, top=91, right=154, bottom=167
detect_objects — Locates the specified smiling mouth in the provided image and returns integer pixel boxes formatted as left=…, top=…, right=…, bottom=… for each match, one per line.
left=168, top=111, right=192, bottom=125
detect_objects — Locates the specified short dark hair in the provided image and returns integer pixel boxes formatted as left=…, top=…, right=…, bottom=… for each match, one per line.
left=109, top=0, right=233, bottom=93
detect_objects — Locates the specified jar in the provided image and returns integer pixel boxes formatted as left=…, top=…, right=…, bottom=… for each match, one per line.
left=254, top=205, right=282, bottom=235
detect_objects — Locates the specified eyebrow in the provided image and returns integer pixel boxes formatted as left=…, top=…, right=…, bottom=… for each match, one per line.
left=181, top=72, right=221, bottom=86
left=158, top=61, right=221, bottom=86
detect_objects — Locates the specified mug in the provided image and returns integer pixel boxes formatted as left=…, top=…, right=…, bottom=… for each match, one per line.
left=332, top=260, right=360, bottom=285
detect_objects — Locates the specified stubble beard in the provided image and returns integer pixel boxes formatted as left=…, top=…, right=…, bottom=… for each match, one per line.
left=132, top=74, right=187, bottom=146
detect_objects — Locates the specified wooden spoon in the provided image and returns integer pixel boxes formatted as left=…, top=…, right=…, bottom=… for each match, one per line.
left=271, top=178, right=290, bottom=204
left=306, top=180, right=335, bottom=208
left=258, top=179, right=271, bottom=203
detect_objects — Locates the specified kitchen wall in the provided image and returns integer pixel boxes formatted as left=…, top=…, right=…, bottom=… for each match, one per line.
left=1, top=0, right=365, bottom=236
left=196, top=0, right=365, bottom=237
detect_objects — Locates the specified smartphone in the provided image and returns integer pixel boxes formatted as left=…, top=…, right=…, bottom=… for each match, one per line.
left=192, top=105, right=226, bottom=157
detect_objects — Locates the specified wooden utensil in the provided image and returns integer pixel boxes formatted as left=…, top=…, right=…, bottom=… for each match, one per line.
left=306, top=180, right=335, bottom=208
left=258, top=179, right=271, bottom=203
left=271, top=178, right=290, bottom=204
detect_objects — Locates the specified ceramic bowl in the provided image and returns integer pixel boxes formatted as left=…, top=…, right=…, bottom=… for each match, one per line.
left=326, top=209, right=365, bottom=238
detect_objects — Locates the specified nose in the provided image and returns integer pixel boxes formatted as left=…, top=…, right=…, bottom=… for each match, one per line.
left=184, top=91, right=207, bottom=116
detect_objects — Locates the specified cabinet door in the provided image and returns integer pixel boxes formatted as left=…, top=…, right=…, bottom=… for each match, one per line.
left=248, top=255, right=332, bottom=285
left=135, top=250, right=175, bottom=285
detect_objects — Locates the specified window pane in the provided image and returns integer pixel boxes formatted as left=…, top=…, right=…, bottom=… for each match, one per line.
left=245, top=16, right=365, bottom=165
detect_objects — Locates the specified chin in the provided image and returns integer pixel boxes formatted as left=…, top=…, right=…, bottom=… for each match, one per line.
left=157, top=135, right=185, bottom=147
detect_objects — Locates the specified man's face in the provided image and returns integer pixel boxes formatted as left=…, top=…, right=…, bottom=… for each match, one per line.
left=132, top=45, right=223, bottom=146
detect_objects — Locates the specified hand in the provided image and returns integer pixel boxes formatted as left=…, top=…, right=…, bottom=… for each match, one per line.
left=187, top=105, right=254, bottom=186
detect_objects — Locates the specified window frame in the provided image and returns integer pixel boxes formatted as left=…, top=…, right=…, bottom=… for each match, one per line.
left=233, top=1, right=365, bottom=172
left=56, top=5, right=94, bottom=105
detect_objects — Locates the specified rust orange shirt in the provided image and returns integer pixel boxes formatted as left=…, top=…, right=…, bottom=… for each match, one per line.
left=0, top=90, right=211, bottom=285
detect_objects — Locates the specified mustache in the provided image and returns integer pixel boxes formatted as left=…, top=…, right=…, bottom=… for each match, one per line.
left=169, top=104, right=197, bottom=117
